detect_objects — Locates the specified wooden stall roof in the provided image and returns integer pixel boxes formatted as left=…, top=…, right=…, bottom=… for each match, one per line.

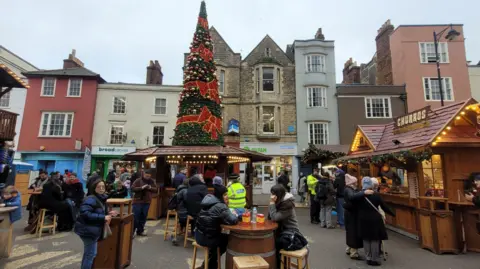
left=122, top=145, right=272, bottom=162
left=0, top=64, right=29, bottom=88
left=342, top=99, right=479, bottom=160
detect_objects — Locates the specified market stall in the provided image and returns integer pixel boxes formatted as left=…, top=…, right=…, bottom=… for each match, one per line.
left=337, top=99, right=480, bottom=254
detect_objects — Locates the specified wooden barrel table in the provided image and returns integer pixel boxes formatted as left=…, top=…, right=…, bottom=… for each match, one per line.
left=222, top=221, right=278, bottom=269
left=0, top=206, right=18, bottom=258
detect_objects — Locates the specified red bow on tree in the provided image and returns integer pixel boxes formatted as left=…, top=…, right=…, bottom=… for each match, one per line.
left=176, top=106, right=222, bottom=140
left=191, top=44, right=213, bottom=62
left=184, top=80, right=221, bottom=104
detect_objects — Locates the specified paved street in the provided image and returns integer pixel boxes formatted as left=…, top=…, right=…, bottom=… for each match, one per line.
left=1, top=208, right=479, bottom=269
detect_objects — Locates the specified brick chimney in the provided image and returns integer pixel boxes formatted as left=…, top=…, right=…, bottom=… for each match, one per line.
left=315, top=28, right=325, bottom=40
left=63, top=49, right=84, bottom=69
left=342, top=58, right=361, bottom=84
left=375, top=19, right=394, bottom=85
left=146, top=60, right=163, bottom=85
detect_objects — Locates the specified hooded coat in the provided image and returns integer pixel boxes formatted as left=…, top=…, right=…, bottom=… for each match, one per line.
left=175, top=184, right=189, bottom=222
left=74, top=193, right=108, bottom=239
left=334, top=170, right=346, bottom=198
left=195, top=194, right=238, bottom=247
left=268, top=193, right=299, bottom=234
left=3, top=194, right=22, bottom=223
left=343, top=184, right=364, bottom=249
left=62, top=179, right=85, bottom=206
left=315, top=177, right=336, bottom=206
left=185, top=176, right=208, bottom=218
left=357, top=193, right=395, bottom=241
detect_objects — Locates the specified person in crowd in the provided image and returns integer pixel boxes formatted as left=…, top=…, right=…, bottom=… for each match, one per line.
left=120, top=169, right=131, bottom=183
left=316, top=169, right=336, bottom=228
left=86, top=175, right=102, bottom=196
left=357, top=177, right=395, bottom=266
left=108, top=180, right=128, bottom=199
left=297, top=172, right=306, bottom=203
left=213, top=176, right=223, bottom=186
left=343, top=168, right=363, bottom=260
left=277, top=171, right=290, bottom=192
left=173, top=167, right=187, bottom=189
left=74, top=178, right=117, bottom=269
left=307, top=168, right=320, bottom=224
left=29, top=170, right=49, bottom=190
left=203, top=165, right=217, bottom=187
left=269, top=184, right=306, bottom=268
left=26, top=170, right=49, bottom=232
left=195, top=184, right=238, bottom=269
left=185, top=174, right=208, bottom=236
left=465, top=173, right=480, bottom=208
left=227, top=174, right=246, bottom=215
left=172, top=178, right=189, bottom=245
left=106, top=170, right=116, bottom=185
left=62, top=172, right=85, bottom=208
left=0, top=185, right=22, bottom=223
left=334, top=167, right=346, bottom=228
left=39, top=175, right=75, bottom=231
left=131, top=169, right=157, bottom=236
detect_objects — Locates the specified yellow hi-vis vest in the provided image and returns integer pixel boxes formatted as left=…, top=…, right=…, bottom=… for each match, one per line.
left=307, top=174, right=318, bottom=195
left=228, top=182, right=246, bottom=209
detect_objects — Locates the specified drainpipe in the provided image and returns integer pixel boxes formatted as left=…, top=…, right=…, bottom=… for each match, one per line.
left=399, top=84, right=408, bottom=113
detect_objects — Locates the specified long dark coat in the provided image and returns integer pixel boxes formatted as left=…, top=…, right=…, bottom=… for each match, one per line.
left=39, top=181, right=69, bottom=213
left=356, top=193, right=395, bottom=241
left=343, top=186, right=363, bottom=249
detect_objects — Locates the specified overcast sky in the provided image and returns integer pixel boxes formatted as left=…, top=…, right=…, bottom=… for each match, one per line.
left=2, top=0, right=479, bottom=85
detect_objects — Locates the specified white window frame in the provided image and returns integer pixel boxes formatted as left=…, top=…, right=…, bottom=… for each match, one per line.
left=38, top=112, right=74, bottom=137
left=419, top=42, right=449, bottom=64
left=423, top=77, right=454, bottom=101
left=308, top=122, right=329, bottom=145
left=306, top=87, right=327, bottom=108
left=112, top=96, right=126, bottom=114
left=41, top=78, right=56, bottom=97
left=152, top=125, right=165, bottom=146
left=109, top=125, right=125, bottom=145
left=262, top=106, right=275, bottom=134
left=153, top=98, right=167, bottom=115
left=306, top=54, right=326, bottom=73
left=218, top=70, right=225, bottom=94
left=364, top=97, right=392, bottom=119
left=0, top=92, right=11, bottom=108
left=67, top=78, right=83, bottom=97
left=262, top=67, right=275, bottom=92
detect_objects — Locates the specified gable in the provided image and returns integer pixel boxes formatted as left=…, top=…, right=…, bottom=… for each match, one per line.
left=242, top=35, right=293, bottom=66
left=209, top=26, right=241, bottom=67
left=350, top=128, right=375, bottom=153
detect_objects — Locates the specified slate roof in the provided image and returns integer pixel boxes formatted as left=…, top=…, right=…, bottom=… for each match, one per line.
left=358, top=125, right=385, bottom=149
left=23, top=67, right=105, bottom=82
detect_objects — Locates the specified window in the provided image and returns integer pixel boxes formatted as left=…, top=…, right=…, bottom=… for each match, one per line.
left=307, top=87, right=327, bottom=108
left=39, top=112, right=74, bottom=137
left=262, top=67, right=274, bottom=92
left=419, top=42, right=449, bottom=63
left=67, top=79, right=82, bottom=97
left=112, top=97, right=126, bottom=114
left=308, top=122, right=328, bottom=145
left=423, top=77, right=453, bottom=101
left=306, top=55, right=326, bottom=73
left=262, top=106, right=275, bottom=133
left=153, top=126, right=165, bottom=145
left=154, top=98, right=167, bottom=115
left=277, top=68, right=281, bottom=92
left=255, top=68, right=260, bottom=93
left=365, top=97, right=391, bottom=118
left=109, top=125, right=124, bottom=145
left=0, top=92, right=10, bottom=107
left=422, top=155, right=444, bottom=197
left=41, top=78, right=56, bottom=96
left=219, top=70, right=225, bottom=94
left=265, top=48, right=271, bottom=57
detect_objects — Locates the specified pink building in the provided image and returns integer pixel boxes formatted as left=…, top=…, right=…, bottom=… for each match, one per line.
left=379, top=22, right=471, bottom=111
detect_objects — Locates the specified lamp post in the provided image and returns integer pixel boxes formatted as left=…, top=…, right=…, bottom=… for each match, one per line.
left=433, top=25, right=460, bottom=106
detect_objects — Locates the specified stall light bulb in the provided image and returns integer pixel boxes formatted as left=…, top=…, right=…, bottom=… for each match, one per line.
left=461, top=111, right=466, bottom=115
left=446, top=126, right=451, bottom=130
left=442, top=131, right=447, bottom=135
left=456, top=116, right=461, bottom=120
left=432, top=142, right=437, bottom=146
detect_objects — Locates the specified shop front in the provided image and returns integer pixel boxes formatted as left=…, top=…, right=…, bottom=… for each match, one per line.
left=240, top=142, right=298, bottom=194
left=91, top=146, right=137, bottom=178
left=338, top=99, right=480, bottom=254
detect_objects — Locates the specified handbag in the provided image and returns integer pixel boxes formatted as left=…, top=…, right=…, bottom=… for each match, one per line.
left=277, top=230, right=308, bottom=251
left=103, top=222, right=112, bottom=239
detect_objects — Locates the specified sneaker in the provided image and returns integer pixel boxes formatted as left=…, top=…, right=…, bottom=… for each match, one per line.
left=138, top=231, right=148, bottom=236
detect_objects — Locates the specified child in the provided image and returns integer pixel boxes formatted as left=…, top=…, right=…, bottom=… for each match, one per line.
left=0, top=186, right=22, bottom=223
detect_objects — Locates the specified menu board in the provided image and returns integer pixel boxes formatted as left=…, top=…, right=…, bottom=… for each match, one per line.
left=408, top=172, right=419, bottom=198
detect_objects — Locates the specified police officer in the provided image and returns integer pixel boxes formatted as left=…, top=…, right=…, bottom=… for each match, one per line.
left=307, top=168, right=320, bottom=224
left=227, top=174, right=246, bottom=215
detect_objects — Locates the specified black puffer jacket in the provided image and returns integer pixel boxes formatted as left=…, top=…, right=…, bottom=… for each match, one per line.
left=185, top=176, right=208, bottom=218
left=195, top=194, right=238, bottom=247
left=176, top=184, right=189, bottom=222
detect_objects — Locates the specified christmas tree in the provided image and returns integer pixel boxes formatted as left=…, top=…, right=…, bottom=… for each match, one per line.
left=172, top=1, right=223, bottom=146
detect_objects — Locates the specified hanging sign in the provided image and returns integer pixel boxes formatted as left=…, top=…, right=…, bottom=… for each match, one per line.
left=394, top=106, right=430, bottom=134
left=227, top=119, right=239, bottom=134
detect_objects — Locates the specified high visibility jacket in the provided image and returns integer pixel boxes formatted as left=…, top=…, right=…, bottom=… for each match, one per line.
left=307, top=174, right=318, bottom=195
left=228, top=182, right=246, bottom=209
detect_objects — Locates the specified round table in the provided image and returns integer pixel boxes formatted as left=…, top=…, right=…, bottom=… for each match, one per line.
left=222, top=221, right=278, bottom=269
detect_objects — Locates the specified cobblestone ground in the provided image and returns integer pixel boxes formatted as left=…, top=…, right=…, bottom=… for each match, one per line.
left=1, top=208, right=479, bottom=269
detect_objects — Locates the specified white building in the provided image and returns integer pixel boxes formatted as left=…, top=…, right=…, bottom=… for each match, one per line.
left=91, top=83, right=182, bottom=175
left=0, top=46, right=39, bottom=159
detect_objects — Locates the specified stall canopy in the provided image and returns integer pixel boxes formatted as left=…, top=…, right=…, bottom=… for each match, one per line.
left=339, top=98, right=480, bottom=162
left=0, top=63, right=30, bottom=89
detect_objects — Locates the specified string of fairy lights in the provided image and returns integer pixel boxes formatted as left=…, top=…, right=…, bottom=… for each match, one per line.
left=432, top=103, right=480, bottom=146
left=144, top=154, right=251, bottom=165
left=0, top=64, right=30, bottom=89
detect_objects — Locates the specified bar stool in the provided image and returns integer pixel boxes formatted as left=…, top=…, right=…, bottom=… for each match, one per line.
left=36, top=209, right=57, bottom=238
left=164, top=209, right=179, bottom=241
left=184, top=215, right=195, bottom=247
left=280, top=248, right=310, bottom=269
left=233, top=256, right=269, bottom=269
left=191, top=241, right=220, bottom=269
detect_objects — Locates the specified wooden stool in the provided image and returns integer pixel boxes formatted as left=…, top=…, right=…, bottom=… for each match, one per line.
left=191, top=241, right=220, bottom=269
left=184, top=215, right=195, bottom=247
left=36, top=209, right=57, bottom=238
left=280, top=248, right=310, bottom=269
left=233, top=256, right=269, bottom=269
left=164, top=210, right=179, bottom=241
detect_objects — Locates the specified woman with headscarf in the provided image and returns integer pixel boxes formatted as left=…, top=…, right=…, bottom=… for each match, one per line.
left=356, top=177, right=395, bottom=266
left=343, top=169, right=364, bottom=260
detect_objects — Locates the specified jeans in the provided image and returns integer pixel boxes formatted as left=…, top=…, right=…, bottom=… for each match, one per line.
left=309, top=194, right=319, bottom=222
left=133, top=203, right=150, bottom=234
left=336, top=197, right=345, bottom=227
left=80, top=236, right=98, bottom=269
left=320, top=204, right=332, bottom=227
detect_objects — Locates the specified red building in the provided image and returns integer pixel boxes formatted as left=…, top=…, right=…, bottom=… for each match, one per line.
left=18, top=50, right=104, bottom=181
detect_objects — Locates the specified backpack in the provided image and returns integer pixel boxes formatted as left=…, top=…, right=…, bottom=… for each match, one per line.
left=168, top=192, right=179, bottom=210
left=315, top=181, right=328, bottom=200
left=277, top=230, right=308, bottom=251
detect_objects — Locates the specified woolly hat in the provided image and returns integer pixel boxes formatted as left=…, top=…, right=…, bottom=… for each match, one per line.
left=213, top=184, right=227, bottom=202
left=213, top=176, right=223, bottom=186
left=345, top=174, right=357, bottom=187
left=362, top=177, right=373, bottom=190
